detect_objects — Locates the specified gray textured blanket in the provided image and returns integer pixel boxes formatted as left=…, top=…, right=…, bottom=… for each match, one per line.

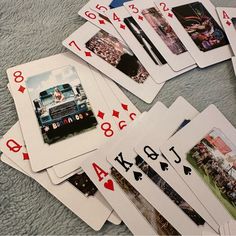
left=0, top=0, right=236, bottom=234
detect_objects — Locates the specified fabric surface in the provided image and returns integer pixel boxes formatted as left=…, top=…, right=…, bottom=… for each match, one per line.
left=0, top=0, right=236, bottom=234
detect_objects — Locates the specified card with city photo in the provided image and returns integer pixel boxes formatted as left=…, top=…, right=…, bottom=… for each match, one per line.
left=106, top=100, right=217, bottom=235
left=7, top=52, right=124, bottom=172
left=124, top=0, right=196, bottom=72
left=51, top=67, right=141, bottom=180
left=217, top=7, right=236, bottom=56
left=134, top=97, right=219, bottom=232
left=160, top=105, right=236, bottom=227
left=63, top=22, right=163, bottom=103
left=106, top=6, right=196, bottom=84
left=154, top=0, right=232, bottom=68
left=0, top=122, right=114, bottom=231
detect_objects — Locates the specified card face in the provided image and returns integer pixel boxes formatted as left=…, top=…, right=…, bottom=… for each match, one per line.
left=124, top=0, right=196, bottom=72
left=63, top=22, right=163, bottom=103
left=160, top=105, right=235, bottom=226
left=107, top=6, right=196, bottom=84
left=106, top=99, right=215, bottom=235
left=0, top=122, right=113, bottom=231
left=134, top=97, right=219, bottom=232
left=81, top=111, right=164, bottom=235
left=155, top=0, right=232, bottom=68
left=52, top=68, right=140, bottom=178
left=217, top=7, right=236, bottom=56
left=7, top=52, right=125, bottom=171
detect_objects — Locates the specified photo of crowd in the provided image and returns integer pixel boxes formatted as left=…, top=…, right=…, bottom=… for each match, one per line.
left=124, top=16, right=167, bottom=66
left=135, top=155, right=205, bottom=225
left=110, top=167, right=180, bottom=235
left=187, top=128, right=236, bottom=219
left=142, top=7, right=186, bottom=55
left=85, top=30, right=149, bottom=84
left=172, top=2, right=229, bottom=52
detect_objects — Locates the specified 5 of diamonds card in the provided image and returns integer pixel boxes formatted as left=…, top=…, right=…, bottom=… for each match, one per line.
left=154, top=0, right=232, bottom=68
left=62, top=22, right=163, bottom=103
left=7, top=52, right=127, bottom=171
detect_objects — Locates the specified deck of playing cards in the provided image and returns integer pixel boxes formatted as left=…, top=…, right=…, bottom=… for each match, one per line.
left=1, top=0, right=236, bottom=235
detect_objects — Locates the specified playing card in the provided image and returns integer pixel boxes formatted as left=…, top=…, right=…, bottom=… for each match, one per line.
left=106, top=99, right=216, bottom=234
left=81, top=108, right=165, bottom=235
left=134, top=97, right=219, bottom=232
left=7, top=52, right=124, bottom=171
left=124, top=0, right=196, bottom=72
left=160, top=105, right=235, bottom=227
left=217, top=7, right=236, bottom=56
left=0, top=122, right=115, bottom=231
left=62, top=22, right=164, bottom=103
left=228, top=220, right=236, bottom=235
left=52, top=68, right=140, bottom=179
left=78, top=3, right=116, bottom=33
left=106, top=6, right=196, bottom=84
left=1, top=154, right=29, bottom=176
left=154, top=0, right=232, bottom=68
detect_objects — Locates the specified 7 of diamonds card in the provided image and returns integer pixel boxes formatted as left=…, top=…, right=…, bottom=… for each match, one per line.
left=7, top=52, right=122, bottom=172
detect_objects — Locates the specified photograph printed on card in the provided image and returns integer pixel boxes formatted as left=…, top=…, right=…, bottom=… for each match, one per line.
left=106, top=101, right=216, bottom=235
left=81, top=115, right=159, bottom=235
left=217, top=7, right=236, bottom=56
left=51, top=67, right=140, bottom=179
left=63, top=22, right=163, bottom=103
left=124, top=0, right=196, bottom=72
left=154, top=0, right=232, bottom=68
left=0, top=122, right=113, bottom=231
left=107, top=6, right=196, bottom=84
left=7, top=53, right=122, bottom=171
left=134, top=97, right=219, bottom=232
left=160, top=105, right=235, bottom=227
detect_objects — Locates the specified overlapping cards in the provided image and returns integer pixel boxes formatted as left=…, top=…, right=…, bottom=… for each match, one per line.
left=1, top=0, right=236, bottom=235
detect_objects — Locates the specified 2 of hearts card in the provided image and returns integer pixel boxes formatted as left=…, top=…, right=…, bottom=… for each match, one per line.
left=217, top=7, right=236, bottom=56
left=160, top=105, right=236, bottom=227
left=7, top=52, right=139, bottom=172
left=153, top=0, right=232, bottom=68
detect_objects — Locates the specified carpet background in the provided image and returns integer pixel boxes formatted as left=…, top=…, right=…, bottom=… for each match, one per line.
left=0, top=0, right=236, bottom=234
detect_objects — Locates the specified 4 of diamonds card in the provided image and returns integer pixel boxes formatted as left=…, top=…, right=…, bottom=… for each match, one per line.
left=160, top=105, right=236, bottom=226
left=217, top=7, right=236, bottom=56
left=154, top=0, right=233, bottom=68
left=106, top=6, right=196, bottom=84
left=7, top=52, right=129, bottom=172
left=63, top=22, right=163, bottom=103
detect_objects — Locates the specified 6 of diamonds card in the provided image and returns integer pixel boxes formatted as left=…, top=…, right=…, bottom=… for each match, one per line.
left=63, top=22, right=163, bottom=103
left=154, top=0, right=232, bottom=68
left=217, top=7, right=236, bottom=56
left=7, top=52, right=125, bottom=172
left=160, top=105, right=236, bottom=226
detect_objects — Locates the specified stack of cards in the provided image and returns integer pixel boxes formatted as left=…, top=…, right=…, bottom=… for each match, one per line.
left=1, top=0, right=236, bottom=234
left=62, top=0, right=236, bottom=103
